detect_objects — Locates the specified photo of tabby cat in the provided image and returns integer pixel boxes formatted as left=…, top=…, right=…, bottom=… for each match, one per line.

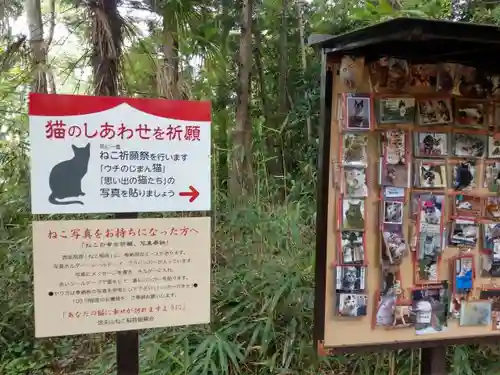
left=342, top=133, right=368, bottom=166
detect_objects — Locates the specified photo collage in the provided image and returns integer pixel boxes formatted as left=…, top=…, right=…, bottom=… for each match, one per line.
left=333, top=55, right=500, bottom=333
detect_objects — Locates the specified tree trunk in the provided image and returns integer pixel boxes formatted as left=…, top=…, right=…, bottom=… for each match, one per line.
left=25, top=0, right=47, bottom=93
left=230, top=0, right=253, bottom=197
left=296, top=0, right=312, bottom=142
left=90, top=0, right=123, bottom=96
left=159, top=11, right=181, bottom=100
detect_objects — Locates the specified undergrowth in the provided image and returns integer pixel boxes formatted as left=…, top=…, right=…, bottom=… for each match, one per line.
left=3, top=143, right=500, bottom=374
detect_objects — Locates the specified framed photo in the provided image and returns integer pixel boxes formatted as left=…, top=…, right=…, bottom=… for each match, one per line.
left=479, top=289, right=500, bottom=329
left=417, top=98, right=452, bottom=125
left=382, top=231, right=407, bottom=265
left=455, top=99, right=487, bottom=129
left=411, top=193, right=444, bottom=220
left=483, top=223, right=500, bottom=251
left=339, top=230, right=365, bottom=265
left=485, top=196, right=500, bottom=220
left=340, top=199, right=365, bottom=230
left=342, top=167, right=368, bottom=197
left=450, top=160, right=476, bottom=191
left=341, top=133, right=368, bottom=166
left=484, top=162, right=500, bottom=193
left=418, top=195, right=444, bottom=233
left=459, top=300, right=492, bottom=326
left=414, top=132, right=448, bottom=157
left=335, top=266, right=366, bottom=292
left=449, top=219, right=478, bottom=246
left=412, top=287, right=448, bottom=335
left=451, top=194, right=482, bottom=218
left=381, top=130, right=408, bottom=165
left=383, top=200, right=404, bottom=225
left=436, top=63, right=456, bottom=93
left=452, top=133, right=486, bottom=157
left=345, top=94, right=372, bottom=130
left=369, top=57, right=409, bottom=92
left=415, top=160, right=446, bottom=188
left=487, top=136, right=500, bottom=158
left=380, top=161, right=410, bottom=188
left=453, top=256, right=474, bottom=294
left=337, top=293, right=368, bottom=317
left=376, top=97, right=415, bottom=124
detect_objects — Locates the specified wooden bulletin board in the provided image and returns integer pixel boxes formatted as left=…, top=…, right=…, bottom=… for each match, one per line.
left=315, top=54, right=500, bottom=354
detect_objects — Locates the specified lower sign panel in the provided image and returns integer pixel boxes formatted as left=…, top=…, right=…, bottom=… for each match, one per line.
left=32, top=217, right=211, bottom=337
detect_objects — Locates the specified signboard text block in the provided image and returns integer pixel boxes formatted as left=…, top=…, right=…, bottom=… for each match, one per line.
left=29, top=93, right=211, bottom=214
left=33, top=217, right=211, bottom=337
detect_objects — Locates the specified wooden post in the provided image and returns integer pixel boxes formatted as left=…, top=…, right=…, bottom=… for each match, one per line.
left=115, top=212, right=139, bottom=375
left=421, top=346, right=447, bottom=375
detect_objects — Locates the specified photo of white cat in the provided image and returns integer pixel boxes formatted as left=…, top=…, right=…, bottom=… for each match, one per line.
left=343, top=167, right=368, bottom=197
left=346, top=96, right=371, bottom=130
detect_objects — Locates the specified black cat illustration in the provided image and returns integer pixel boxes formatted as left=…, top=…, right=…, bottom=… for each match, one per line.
left=48, top=143, right=90, bottom=205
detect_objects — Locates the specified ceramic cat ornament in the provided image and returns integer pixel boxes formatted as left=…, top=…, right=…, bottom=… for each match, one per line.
left=48, top=143, right=90, bottom=205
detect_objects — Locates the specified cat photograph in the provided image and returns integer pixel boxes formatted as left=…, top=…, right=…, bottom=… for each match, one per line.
left=343, top=167, right=368, bottom=197
left=339, top=55, right=365, bottom=90
left=383, top=201, right=403, bottom=225
left=337, top=293, right=368, bottom=317
left=487, top=136, right=500, bottom=158
left=342, top=133, right=368, bottom=166
left=450, top=219, right=478, bottom=246
left=417, top=99, right=452, bottom=125
left=452, top=133, right=485, bottom=157
left=416, top=161, right=446, bottom=188
left=382, top=231, right=407, bottom=264
left=455, top=100, right=486, bottom=129
left=335, top=266, right=366, bottom=292
left=415, top=132, right=447, bottom=157
left=486, top=197, right=500, bottom=220
left=48, top=143, right=90, bottom=206
left=382, top=130, right=407, bottom=165
left=368, top=57, right=409, bottom=92
left=340, top=230, right=365, bottom=264
left=346, top=96, right=371, bottom=130
left=436, top=63, right=456, bottom=93
left=342, top=199, right=365, bottom=230
left=453, top=194, right=482, bottom=217
left=381, top=162, right=409, bottom=188
left=484, top=162, right=500, bottom=192
left=451, top=161, right=476, bottom=191
left=377, top=97, right=415, bottom=124
left=418, top=196, right=444, bottom=233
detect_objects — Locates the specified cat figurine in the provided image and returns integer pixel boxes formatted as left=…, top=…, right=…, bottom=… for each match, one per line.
left=344, top=200, right=364, bottom=229
left=339, top=56, right=365, bottom=90
left=48, top=143, right=90, bottom=205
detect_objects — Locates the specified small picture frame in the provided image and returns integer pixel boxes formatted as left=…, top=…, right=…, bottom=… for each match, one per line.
left=453, top=256, right=474, bottom=294
left=450, top=160, right=476, bottom=191
left=451, top=194, right=482, bottom=218
left=369, top=57, right=409, bottom=92
left=337, top=293, right=368, bottom=317
left=383, top=200, right=404, bottom=225
left=382, top=231, right=407, bottom=265
left=415, top=160, right=447, bottom=188
left=483, top=223, right=500, bottom=251
left=418, top=195, right=444, bottom=233
left=455, top=99, right=487, bottom=129
left=452, top=133, right=486, bottom=158
left=344, top=94, right=372, bottom=131
left=342, top=167, right=368, bottom=197
left=409, top=64, right=438, bottom=91
left=436, top=63, right=456, bottom=93
left=486, top=196, right=500, bottom=220
left=381, top=130, right=408, bottom=165
left=335, top=266, right=366, bottom=292
left=484, top=162, right=500, bottom=193
left=417, top=98, right=453, bottom=126
left=412, top=286, right=448, bottom=334
left=487, top=136, right=500, bottom=158
left=380, top=160, right=410, bottom=188
left=479, top=289, right=500, bottom=329
left=414, top=132, right=448, bottom=157
left=376, top=97, right=416, bottom=124
left=339, top=230, right=365, bottom=265
left=449, top=219, right=478, bottom=246
left=341, top=133, right=368, bottom=166
left=383, top=187, right=405, bottom=199
left=459, top=300, right=492, bottom=326
left=340, top=198, right=365, bottom=230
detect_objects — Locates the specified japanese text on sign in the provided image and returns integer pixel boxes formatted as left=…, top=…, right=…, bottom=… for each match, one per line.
left=32, top=217, right=211, bottom=337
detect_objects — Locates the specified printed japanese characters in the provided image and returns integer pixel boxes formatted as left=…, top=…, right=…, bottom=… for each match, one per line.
left=345, top=95, right=371, bottom=130
left=414, top=133, right=447, bottom=157
left=376, top=97, right=415, bottom=124
left=417, top=99, right=452, bottom=125
left=335, top=266, right=366, bottom=292
left=339, top=231, right=365, bottom=264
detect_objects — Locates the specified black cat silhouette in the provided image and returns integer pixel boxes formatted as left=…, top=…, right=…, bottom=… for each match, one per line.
left=48, top=143, right=90, bottom=205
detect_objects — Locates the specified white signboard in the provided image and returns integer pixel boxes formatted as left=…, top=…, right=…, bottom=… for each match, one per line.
left=32, top=217, right=211, bottom=337
left=29, top=93, right=211, bottom=214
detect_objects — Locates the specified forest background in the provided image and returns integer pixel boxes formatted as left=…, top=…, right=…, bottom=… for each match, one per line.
left=1, top=0, right=500, bottom=374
